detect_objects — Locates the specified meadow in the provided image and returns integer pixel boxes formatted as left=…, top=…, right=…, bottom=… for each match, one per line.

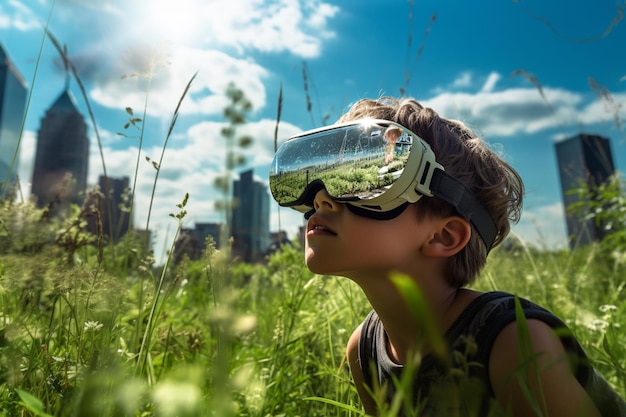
left=1, top=197, right=625, bottom=417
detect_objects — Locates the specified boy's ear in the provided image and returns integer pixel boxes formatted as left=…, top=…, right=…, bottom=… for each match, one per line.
left=422, top=217, right=471, bottom=258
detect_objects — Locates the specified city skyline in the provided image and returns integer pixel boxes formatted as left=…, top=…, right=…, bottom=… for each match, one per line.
left=2, top=47, right=274, bottom=258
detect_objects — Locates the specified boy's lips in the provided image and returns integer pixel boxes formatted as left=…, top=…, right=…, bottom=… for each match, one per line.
left=307, top=215, right=337, bottom=236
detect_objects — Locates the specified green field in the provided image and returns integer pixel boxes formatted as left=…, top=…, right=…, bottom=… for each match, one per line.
left=1, top=199, right=625, bottom=416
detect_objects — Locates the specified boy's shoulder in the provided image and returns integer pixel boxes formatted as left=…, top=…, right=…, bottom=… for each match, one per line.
left=450, top=291, right=571, bottom=359
left=449, top=291, right=594, bottom=390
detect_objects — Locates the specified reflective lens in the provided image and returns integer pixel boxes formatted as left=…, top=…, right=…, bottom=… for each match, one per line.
left=270, top=120, right=416, bottom=206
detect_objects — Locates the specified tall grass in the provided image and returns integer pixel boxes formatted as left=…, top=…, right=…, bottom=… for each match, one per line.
left=2, top=224, right=624, bottom=416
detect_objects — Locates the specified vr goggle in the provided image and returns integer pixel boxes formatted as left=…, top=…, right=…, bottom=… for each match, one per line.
left=269, top=119, right=497, bottom=250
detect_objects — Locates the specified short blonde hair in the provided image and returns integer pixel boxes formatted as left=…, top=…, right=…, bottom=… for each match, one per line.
left=337, top=97, right=524, bottom=287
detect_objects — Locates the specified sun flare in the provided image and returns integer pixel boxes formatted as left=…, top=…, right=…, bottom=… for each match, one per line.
left=139, top=0, right=204, bottom=44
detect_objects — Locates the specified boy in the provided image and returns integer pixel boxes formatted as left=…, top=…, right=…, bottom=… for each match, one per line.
left=269, top=97, right=625, bottom=416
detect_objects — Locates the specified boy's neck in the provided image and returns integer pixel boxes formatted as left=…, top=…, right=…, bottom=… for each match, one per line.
left=356, top=273, right=480, bottom=364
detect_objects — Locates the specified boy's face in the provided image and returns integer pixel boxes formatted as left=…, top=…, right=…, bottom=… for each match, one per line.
left=305, top=189, right=435, bottom=278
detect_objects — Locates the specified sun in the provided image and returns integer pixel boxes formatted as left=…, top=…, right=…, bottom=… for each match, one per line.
left=139, top=0, right=205, bottom=44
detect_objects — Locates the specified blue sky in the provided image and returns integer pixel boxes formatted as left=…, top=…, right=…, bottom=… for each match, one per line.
left=1, top=0, right=625, bottom=259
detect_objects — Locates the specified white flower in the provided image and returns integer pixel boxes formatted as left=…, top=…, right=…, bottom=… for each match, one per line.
left=84, top=321, right=103, bottom=332
left=587, top=319, right=609, bottom=332
left=599, top=304, right=618, bottom=313
left=153, top=381, right=201, bottom=416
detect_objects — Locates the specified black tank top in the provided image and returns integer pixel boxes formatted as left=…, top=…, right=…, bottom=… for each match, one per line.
left=358, top=291, right=626, bottom=416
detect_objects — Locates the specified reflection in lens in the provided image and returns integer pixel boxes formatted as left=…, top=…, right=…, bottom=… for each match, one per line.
left=270, top=123, right=413, bottom=205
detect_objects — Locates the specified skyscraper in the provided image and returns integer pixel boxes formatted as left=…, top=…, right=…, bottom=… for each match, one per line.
left=92, top=175, right=132, bottom=243
left=0, top=44, right=27, bottom=197
left=31, top=88, right=89, bottom=211
left=555, top=134, right=615, bottom=248
left=231, top=169, right=270, bottom=262
left=172, top=222, right=221, bottom=263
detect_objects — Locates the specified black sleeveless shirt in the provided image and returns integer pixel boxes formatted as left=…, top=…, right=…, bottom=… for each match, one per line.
left=358, top=291, right=626, bottom=416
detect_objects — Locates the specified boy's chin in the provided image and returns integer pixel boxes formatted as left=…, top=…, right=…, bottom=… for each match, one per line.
left=304, top=258, right=324, bottom=274
left=305, top=254, right=333, bottom=275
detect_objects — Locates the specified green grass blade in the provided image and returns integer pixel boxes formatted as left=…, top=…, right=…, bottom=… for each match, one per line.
left=15, top=389, right=54, bottom=417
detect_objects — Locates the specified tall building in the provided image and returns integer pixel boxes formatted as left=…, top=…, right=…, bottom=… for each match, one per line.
left=231, top=169, right=270, bottom=262
left=0, top=44, right=27, bottom=196
left=31, top=88, right=89, bottom=211
left=172, top=222, right=221, bottom=263
left=93, top=175, right=132, bottom=243
left=194, top=222, right=221, bottom=250
left=555, top=134, right=615, bottom=248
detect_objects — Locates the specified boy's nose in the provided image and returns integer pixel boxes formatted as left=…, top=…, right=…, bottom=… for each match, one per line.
left=313, top=188, right=339, bottom=212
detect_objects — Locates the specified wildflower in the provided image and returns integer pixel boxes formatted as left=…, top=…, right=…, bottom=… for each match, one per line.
left=153, top=380, right=201, bottom=417
left=587, top=319, right=609, bottom=332
left=233, top=314, right=257, bottom=336
left=84, top=320, right=103, bottom=332
left=599, top=304, right=618, bottom=313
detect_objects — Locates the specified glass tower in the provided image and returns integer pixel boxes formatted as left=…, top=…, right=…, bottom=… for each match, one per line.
left=231, top=169, right=270, bottom=261
left=31, top=89, right=89, bottom=210
left=555, top=134, right=615, bottom=248
left=0, top=44, right=27, bottom=197
left=93, top=175, right=132, bottom=243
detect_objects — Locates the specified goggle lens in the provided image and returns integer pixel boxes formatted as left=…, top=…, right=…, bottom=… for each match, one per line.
left=270, top=121, right=413, bottom=206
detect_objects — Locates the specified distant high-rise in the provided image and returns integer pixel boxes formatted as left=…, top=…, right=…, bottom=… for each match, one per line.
left=231, top=169, right=270, bottom=262
left=31, top=88, right=89, bottom=210
left=173, top=222, right=221, bottom=263
left=93, top=175, right=132, bottom=243
left=0, top=44, right=27, bottom=196
left=555, top=134, right=615, bottom=248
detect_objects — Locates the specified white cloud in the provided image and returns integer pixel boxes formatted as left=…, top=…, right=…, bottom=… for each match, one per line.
left=220, top=1, right=339, bottom=58
left=425, top=72, right=626, bottom=139
left=452, top=71, right=473, bottom=88
left=16, top=130, right=35, bottom=193
left=480, top=72, right=501, bottom=93
left=0, top=1, right=40, bottom=31
left=578, top=93, right=626, bottom=129
left=424, top=87, right=587, bottom=137
left=0, top=14, right=9, bottom=29
left=56, top=0, right=339, bottom=59
left=6, top=0, right=340, bottom=121
left=173, top=0, right=340, bottom=58
left=90, top=46, right=270, bottom=118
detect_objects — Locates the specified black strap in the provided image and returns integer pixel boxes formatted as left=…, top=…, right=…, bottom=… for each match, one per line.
left=430, top=169, right=498, bottom=251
